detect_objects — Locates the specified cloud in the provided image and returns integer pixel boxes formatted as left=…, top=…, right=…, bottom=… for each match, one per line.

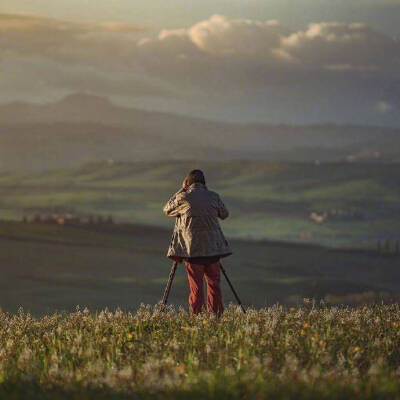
left=0, top=13, right=144, bottom=63
left=138, top=15, right=293, bottom=64
left=136, top=15, right=400, bottom=76
left=133, top=14, right=400, bottom=100
left=3, top=13, right=398, bottom=77
left=0, top=57, right=174, bottom=102
left=0, top=13, right=144, bottom=34
left=134, top=15, right=300, bottom=92
left=280, top=22, right=400, bottom=70
left=0, top=14, right=171, bottom=100
left=1, top=13, right=399, bottom=124
left=186, top=15, right=290, bottom=59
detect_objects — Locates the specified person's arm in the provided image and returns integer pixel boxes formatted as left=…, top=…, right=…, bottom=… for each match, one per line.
left=163, top=188, right=186, bottom=217
left=163, top=177, right=189, bottom=217
left=217, top=195, right=229, bottom=220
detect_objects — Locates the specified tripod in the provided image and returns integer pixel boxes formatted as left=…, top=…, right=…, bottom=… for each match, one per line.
left=161, top=260, right=246, bottom=313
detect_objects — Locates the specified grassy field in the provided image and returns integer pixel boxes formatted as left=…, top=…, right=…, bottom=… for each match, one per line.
left=0, top=160, right=399, bottom=247
left=0, top=220, right=399, bottom=316
left=1, top=304, right=400, bottom=399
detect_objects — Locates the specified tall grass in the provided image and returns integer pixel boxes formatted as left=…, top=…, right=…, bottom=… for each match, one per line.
left=1, top=302, right=400, bottom=399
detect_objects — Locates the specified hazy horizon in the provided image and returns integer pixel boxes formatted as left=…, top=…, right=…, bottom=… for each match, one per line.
left=1, top=91, right=400, bottom=129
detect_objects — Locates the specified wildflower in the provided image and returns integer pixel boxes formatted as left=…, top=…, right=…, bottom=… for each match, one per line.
left=1, top=304, right=399, bottom=396
left=18, top=348, right=32, bottom=365
left=48, top=364, right=59, bottom=378
left=181, top=326, right=191, bottom=331
left=368, top=363, right=380, bottom=376
left=118, top=366, right=133, bottom=380
left=176, top=363, right=186, bottom=375
left=309, top=365, right=321, bottom=379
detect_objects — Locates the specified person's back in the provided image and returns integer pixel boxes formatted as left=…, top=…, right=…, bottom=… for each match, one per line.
left=163, top=169, right=232, bottom=315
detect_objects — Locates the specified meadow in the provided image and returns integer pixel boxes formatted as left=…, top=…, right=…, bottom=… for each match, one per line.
left=1, top=160, right=399, bottom=399
left=0, top=160, right=399, bottom=247
left=1, top=304, right=400, bottom=399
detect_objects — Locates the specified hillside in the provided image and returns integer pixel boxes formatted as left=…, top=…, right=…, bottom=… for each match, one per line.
left=0, top=160, right=399, bottom=247
left=0, top=93, right=399, bottom=171
left=0, top=220, right=399, bottom=316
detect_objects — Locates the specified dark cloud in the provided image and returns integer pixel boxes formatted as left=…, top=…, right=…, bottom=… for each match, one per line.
left=280, top=22, right=400, bottom=71
left=0, top=13, right=144, bottom=63
left=1, top=13, right=399, bottom=124
left=136, top=15, right=400, bottom=79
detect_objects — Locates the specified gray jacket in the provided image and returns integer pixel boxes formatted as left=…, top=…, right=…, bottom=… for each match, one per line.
left=163, top=182, right=232, bottom=260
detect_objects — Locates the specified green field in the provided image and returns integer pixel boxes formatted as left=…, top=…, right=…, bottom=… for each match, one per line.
left=0, top=160, right=399, bottom=247
left=0, top=220, right=399, bottom=316
left=1, top=304, right=400, bottom=399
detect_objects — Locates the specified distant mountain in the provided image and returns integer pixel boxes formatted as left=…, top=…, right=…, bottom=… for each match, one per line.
left=0, top=93, right=399, bottom=171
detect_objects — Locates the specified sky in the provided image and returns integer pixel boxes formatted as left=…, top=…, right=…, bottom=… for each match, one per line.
left=1, top=0, right=400, bottom=125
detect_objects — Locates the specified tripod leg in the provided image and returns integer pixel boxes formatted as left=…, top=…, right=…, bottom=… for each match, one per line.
left=161, top=261, right=178, bottom=309
left=220, top=263, right=246, bottom=314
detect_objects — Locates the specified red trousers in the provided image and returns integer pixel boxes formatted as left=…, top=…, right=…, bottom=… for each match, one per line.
left=184, top=261, right=224, bottom=316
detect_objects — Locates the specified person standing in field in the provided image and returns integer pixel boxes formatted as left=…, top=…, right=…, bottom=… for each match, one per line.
left=163, top=170, right=232, bottom=316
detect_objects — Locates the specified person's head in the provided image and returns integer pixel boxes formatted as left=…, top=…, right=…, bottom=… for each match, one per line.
left=185, top=169, right=206, bottom=186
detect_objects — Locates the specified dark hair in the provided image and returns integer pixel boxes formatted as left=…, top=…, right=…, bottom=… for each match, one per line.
left=186, top=169, right=206, bottom=186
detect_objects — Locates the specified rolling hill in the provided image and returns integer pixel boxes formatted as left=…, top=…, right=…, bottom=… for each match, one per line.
left=0, top=93, right=399, bottom=171
left=0, top=160, right=399, bottom=247
left=0, top=220, right=399, bottom=316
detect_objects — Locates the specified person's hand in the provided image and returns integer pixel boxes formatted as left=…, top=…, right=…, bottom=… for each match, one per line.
left=181, top=177, right=189, bottom=191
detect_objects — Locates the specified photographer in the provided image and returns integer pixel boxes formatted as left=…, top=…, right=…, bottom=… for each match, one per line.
left=163, top=169, right=232, bottom=316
